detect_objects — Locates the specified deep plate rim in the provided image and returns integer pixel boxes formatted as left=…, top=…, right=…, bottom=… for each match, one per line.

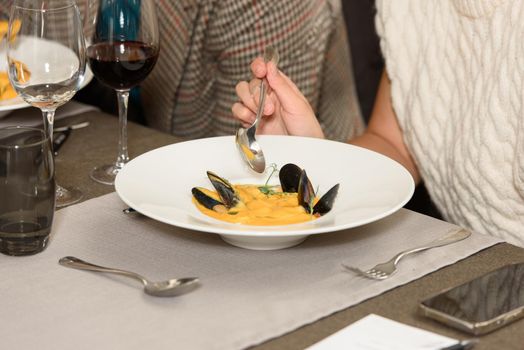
left=115, top=135, right=415, bottom=238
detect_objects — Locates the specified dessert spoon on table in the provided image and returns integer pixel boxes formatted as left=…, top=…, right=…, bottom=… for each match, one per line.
left=235, top=46, right=279, bottom=173
left=59, top=256, right=199, bottom=297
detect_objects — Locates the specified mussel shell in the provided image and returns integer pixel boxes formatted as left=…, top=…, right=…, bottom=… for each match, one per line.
left=191, top=187, right=228, bottom=213
left=297, top=170, right=315, bottom=213
left=312, top=183, right=339, bottom=215
left=279, top=163, right=302, bottom=193
left=207, top=171, right=239, bottom=208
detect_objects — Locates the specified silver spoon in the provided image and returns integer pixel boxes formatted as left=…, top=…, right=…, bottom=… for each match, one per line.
left=235, top=46, right=280, bottom=173
left=59, top=256, right=199, bottom=297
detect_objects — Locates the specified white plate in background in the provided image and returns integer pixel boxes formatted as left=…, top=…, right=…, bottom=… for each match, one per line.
left=0, top=36, right=93, bottom=118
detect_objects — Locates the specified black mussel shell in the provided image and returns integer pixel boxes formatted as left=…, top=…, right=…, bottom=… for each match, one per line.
left=206, top=171, right=239, bottom=208
left=191, top=187, right=227, bottom=213
left=312, top=184, right=339, bottom=215
left=279, top=163, right=302, bottom=193
left=297, top=170, right=315, bottom=213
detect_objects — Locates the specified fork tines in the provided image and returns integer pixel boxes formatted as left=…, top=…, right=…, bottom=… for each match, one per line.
left=341, top=264, right=388, bottom=280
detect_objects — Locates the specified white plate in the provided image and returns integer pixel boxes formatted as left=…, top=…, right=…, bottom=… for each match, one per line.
left=0, top=36, right=93, bottom=118
left=115, top=136, right=415, bottom=250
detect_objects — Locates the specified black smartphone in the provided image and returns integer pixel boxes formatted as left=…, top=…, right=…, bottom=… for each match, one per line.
left=419, top=262, right=524, bottom=335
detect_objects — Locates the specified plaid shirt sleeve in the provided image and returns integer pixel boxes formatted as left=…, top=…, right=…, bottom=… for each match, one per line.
left=141, top=0, right=364, bottom=141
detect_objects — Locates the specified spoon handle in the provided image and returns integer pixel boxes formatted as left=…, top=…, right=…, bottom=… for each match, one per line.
left=249, top=46, right=279, bottom=134
left=249, top=82, right=267, bottom=135
left=59, top=256, right=148, bottom=285
left=264, top=46, right=280, bottom=67
left=262, top=46, right=279, bottom=94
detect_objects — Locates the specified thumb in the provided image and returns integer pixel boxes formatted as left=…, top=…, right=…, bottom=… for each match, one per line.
left=266, top=62, right=304, bottom=110
left=250, top=57, right=267, bottom=79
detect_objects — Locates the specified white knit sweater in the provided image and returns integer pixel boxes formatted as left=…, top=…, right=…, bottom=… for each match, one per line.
left=376, top=0, right=524, bottom=247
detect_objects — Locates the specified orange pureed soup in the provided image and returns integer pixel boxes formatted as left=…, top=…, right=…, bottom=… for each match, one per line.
left=191, top=164, right=339, bottom=226
left=192, top=184, right=318, bottom=226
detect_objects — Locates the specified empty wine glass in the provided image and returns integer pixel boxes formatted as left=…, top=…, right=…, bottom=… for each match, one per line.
left=85, top=0, right=159, bottom=185
left=7, top=0, right=87, bottom=207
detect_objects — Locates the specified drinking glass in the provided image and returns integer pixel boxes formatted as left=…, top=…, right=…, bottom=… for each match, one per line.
left=85, top=0, right=159, bottom=185
left=0, top=126, right=55, bottom=256
left=6, top=0, right=87, bottom=207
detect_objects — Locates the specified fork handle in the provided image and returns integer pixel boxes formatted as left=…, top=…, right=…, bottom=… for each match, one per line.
left=393, top=228, right=471, bottom=264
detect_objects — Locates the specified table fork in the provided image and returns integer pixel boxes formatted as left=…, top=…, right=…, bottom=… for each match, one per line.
left=343, top=228, right=471, bottom=280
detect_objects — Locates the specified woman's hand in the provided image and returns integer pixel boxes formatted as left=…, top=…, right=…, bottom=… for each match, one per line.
left=232, top=57, right=325, bottom=138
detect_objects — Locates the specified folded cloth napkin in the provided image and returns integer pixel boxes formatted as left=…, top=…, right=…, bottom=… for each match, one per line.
left=0, top=193, right=503, bottom=350
left=306, top=314, right=462, bottom=350
left=0, top=100, right=99, bottom=128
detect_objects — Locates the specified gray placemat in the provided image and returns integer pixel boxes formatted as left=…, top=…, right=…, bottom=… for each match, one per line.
left=0, top=192, right=502, bottom=350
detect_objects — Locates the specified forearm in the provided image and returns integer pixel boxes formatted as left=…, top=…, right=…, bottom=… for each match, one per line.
left=351, top=71, right=421, bottom=184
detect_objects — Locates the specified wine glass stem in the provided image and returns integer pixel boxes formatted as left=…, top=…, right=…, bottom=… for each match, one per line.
left=42, top=109, right=56, bottom=144
left=115, top=89, right=130, bottom=170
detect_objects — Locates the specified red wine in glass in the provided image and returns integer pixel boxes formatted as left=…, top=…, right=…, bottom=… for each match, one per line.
left=87, top=41, right=158, bottom=90
left=86, top=0, right=159, bottom=185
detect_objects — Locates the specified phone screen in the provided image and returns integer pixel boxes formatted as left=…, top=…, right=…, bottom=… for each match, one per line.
left=421, top=262, right=524, bottom=323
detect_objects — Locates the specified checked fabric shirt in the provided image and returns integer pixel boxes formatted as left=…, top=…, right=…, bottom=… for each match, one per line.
left=140, top=0, right=364, bottom=141
left=1, top=0, right=364, bottom=141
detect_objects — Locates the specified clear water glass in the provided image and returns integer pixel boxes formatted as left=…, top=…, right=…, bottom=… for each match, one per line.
left=6, top=0, right=87, bottom=207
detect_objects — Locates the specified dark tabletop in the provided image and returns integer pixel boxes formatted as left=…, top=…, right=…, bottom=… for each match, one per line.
left=56, top=110, right=524, bottom=350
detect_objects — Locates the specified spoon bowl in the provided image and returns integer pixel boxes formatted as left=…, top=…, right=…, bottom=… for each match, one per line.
left=144, top=277, right=200, bottom=297
left=235, top=126, right=266, bottom=172
left=59, top=256, right=199, bottom=297
left=235, top=46, right=279, bottom=173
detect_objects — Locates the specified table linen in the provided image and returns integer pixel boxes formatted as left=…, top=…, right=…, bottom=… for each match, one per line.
left=0, top=101, right=98, bottom=128
left=0, top=192, right=503, bottom=349
left=306, top=314, right=459, bottom=350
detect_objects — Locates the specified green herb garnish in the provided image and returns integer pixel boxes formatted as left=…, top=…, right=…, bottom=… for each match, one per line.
left=258, top=163, right=279, bottom=195
left=258, top=186, right=276, bottom=195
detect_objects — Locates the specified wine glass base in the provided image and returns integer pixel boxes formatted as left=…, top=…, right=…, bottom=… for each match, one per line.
left=56, top=184, right=83, bottom=208
left=90, top=164, right=121, bottom=185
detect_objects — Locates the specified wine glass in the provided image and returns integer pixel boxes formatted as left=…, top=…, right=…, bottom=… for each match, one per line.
left=85, top=0, right=159, bottom=185
left=7, top=0, right=87, bottom=208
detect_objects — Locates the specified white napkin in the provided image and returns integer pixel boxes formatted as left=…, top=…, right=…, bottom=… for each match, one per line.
left=0, top=100, right=98, bottom=128
left=307, top=314, right=459, bottom=350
